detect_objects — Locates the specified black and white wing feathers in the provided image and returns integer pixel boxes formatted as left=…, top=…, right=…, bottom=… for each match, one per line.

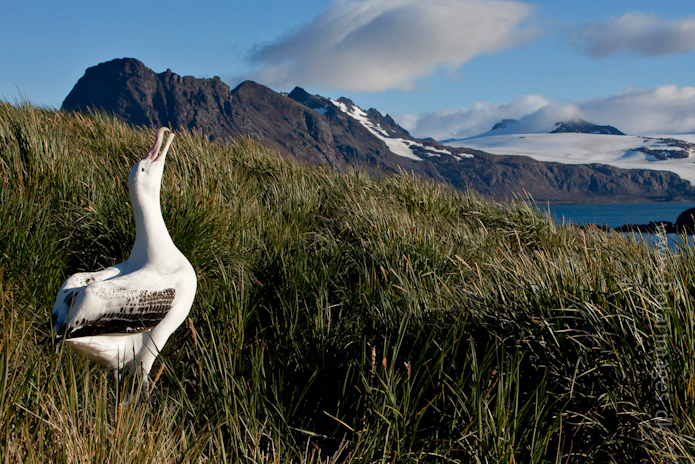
left=57, top=279, right=176, bottom=340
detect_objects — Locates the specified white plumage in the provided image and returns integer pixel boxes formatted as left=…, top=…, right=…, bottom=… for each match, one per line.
left=51, top=127, right=197, bottom=395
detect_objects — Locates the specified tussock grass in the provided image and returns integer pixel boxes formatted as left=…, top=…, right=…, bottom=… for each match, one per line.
left=1, top=100, right=694, bottom=462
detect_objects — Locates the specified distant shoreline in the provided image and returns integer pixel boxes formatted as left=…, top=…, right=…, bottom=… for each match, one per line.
left=533, top=199, right=695, bottom=206
left=534, top=201, right=695, bottom=235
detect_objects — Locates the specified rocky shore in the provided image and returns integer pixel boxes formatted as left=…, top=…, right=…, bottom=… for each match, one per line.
left=588, top=207, right=695, bottom=235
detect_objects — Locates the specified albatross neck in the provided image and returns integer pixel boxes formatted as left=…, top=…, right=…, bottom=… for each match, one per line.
left=129, top=194, right=178, bottom=265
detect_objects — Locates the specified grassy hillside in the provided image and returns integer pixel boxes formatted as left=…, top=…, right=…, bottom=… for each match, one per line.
left=1, top=101, right=694, bottom=463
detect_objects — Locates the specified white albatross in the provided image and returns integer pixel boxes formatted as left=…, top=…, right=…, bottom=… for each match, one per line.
left=51, top=127, right=197, bottom=396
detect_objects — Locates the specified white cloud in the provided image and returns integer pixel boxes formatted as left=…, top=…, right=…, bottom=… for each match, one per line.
left=581, top=86, right=695, bottom=134
left=568, top=12, right=695, bottom=58
left=398, top=94, right=552, bottom=139
left=399, top=85, right=695, bottom=139
left=506, top=104, right=584, bottom=134
left=248, top=0, right=539, bottom=92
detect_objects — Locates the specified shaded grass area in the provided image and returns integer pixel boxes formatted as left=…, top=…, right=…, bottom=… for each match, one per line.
left=1, top=101, right=694, bottom=462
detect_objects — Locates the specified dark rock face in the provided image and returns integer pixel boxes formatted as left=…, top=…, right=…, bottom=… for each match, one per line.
left=550, top=119, right=625, bottom=135
left=62, top=58, right=695, bottom=202
left=63, top=58, right=236, bottom=139
left=634, top=146, right=690, bottom=160
left=224, top=80, right=344, bottom=167
left=632, top=138, right=695, bottom=161
left=491, top=119, right=519, bottom=131
left=676, top=208, right=695, bottom=232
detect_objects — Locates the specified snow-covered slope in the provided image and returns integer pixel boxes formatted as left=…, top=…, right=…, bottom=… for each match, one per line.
left=330, top=99, right=470, bottom=161
left=445, top=133, right=695, bottom=183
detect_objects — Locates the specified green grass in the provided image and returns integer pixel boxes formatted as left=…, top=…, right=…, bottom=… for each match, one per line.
left=1, top=100, right=695, bottom=462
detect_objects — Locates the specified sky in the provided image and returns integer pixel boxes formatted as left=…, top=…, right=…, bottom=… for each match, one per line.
left=2, top=0, right=695, bottom=139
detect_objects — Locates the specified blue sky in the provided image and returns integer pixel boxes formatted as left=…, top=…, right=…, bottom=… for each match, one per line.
left=2, top=0, right=694, bottom=138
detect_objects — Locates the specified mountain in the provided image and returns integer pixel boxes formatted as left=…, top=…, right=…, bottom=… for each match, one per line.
left=62, top=58, right=428, bottom=175
left=62, top=58, right=695, bottom=202
left=550, top=119, right=624, bottom=135
left=470, top=118, right=624, bottom=138
left=62, top=59, right=344, bottom=167
left=491, top=119, right=519, bottom=131
left=446, top=133, right=695, bottom=184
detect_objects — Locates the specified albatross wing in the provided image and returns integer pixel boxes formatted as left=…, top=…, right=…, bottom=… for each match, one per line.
left=58, top=273, right=177, bottom=340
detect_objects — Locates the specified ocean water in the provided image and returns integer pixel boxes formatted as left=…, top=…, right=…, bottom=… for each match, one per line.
left=536, top=202, right=695, bottom=229
left=534, top=201, right=695, bottom=249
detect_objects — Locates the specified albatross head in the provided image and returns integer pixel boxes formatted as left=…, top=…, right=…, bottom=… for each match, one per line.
left=128, top=127, right=174, bottom=206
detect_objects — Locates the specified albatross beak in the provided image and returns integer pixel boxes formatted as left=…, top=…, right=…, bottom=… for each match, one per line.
left=143, top=127, right=171, bottom=161
left=155, top=133, right=175, bottom=163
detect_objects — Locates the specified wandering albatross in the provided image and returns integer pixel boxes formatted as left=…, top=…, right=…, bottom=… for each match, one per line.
left=51, top=127, right=197, bottom=396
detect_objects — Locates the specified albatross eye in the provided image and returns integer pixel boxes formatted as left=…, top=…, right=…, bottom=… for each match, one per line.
left=141, top=167, right=145, bottom=172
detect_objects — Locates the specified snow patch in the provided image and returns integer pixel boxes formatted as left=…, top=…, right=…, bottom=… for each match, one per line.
left=445, top=133, right=695, bottom=183
left=405, top=140, right=441, bottom=157
left=331, top=99, right=422, bottom=161
left=330, top=98, right=474, bottom=161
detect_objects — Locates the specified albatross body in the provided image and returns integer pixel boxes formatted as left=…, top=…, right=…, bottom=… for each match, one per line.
left=51, top=128, right=196, bottom=395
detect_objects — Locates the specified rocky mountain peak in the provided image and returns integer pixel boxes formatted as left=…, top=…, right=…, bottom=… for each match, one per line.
left=336, top=96, right=358, bottom=110
left=287, top=86, right=334, bottom=114
left=491, top=119, right=518, bottom=131
left=550, top=119, right=625, bottom=135
left=287, top=86, right=311, bottom=102
left=365, top=108, right=411, bottom=138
